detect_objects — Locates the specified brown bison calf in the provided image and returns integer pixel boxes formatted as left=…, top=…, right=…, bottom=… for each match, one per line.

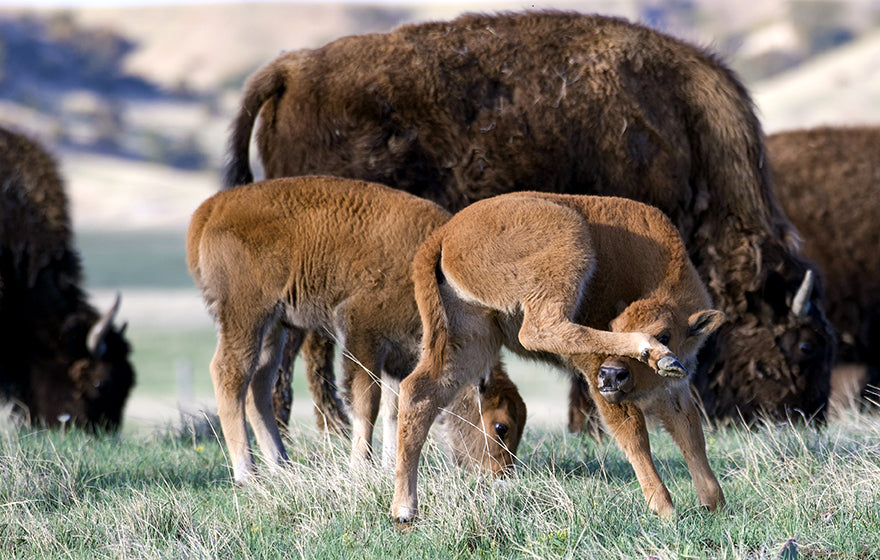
left=186, top=176, right=526, bottom=483
left=392, top=193, right=725, bottom=522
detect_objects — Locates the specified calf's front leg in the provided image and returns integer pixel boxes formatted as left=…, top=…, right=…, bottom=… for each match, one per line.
left=593, top=391, right=676, bottom=519
left=657, top=384, right=725, bottom=511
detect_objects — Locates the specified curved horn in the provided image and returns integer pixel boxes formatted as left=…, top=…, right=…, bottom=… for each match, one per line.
left=791, top=270, right=814, bottom=318
left=87, top=292, right=121, bottom=356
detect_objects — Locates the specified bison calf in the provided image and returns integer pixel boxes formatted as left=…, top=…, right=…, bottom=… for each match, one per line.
left=186, top=176, right=526, bottom=483
left=392, top=192, right=725, bottom=522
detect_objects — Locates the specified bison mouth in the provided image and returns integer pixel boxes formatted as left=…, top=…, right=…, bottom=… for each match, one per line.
left=599, top=387, right=627, bottom=403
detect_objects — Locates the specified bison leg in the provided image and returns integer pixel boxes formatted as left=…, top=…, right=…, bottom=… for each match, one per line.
left=392, top=315, right=499, bottom=522
left=567, top=375, right=604, bottom=437
left=340, top=337, right=383, bottom=467
left=591, top=392, right=675, bottom=519
left=302, top=331, right=350, bottom=435
left=272, top=327, right=305, bottom=432
left=656, top=384, right=725, bottom=511
left=517, top=302, right=680, bottom=375
left=209, top=331, right=258, bottom=484
left=244, top=321, right=291, bottom=472
left=380, top=373, right=400, bottom=471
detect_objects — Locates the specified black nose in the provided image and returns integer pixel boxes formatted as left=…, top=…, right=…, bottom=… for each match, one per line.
left=598, top=365, right=630, bottom=389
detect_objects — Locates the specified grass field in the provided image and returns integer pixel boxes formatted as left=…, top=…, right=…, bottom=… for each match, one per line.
left=0, top=409, right=878, bottom=559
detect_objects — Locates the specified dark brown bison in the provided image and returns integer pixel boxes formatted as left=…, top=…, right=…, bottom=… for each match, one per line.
left=0, top=126, right=135, bottom=431
left=767, top=125, right=880, bottom=413
left=224, top=10, right=834, bottom=425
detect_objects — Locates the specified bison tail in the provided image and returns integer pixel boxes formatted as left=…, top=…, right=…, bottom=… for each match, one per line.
left=223, top=60, right=286, bottom=189
left=411, top=230, right=450, bottom=378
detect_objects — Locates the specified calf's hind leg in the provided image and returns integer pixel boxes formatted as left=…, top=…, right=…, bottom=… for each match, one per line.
left=209, top=330, right=259, bottom=485
left=245, top=321, right=291, bottom=472
left=392, top=320, right=500, bottom=522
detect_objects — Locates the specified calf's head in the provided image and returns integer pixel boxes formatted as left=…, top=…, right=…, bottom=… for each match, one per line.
left=598, top=299, right=724, bottom=403
left=444, top=363, right=527, bottom=475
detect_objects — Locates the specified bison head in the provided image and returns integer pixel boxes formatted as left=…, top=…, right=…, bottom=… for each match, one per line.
left=30, top=294, right=135, bottom=432
left=695, top=266, right=835, bottom=424
left=596, top=301, right=725, bottom=404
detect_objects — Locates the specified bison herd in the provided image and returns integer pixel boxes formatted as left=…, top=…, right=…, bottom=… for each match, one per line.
left=2, top=9, right=878, bottom=520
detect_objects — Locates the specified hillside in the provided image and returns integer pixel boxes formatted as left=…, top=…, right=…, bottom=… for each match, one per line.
left=0, top=0, right=878, bottom=233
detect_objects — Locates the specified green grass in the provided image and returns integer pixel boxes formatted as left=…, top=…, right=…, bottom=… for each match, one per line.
left=77, top=229, right=192, bottom=290
left=0, top=411, right=878, bottom=559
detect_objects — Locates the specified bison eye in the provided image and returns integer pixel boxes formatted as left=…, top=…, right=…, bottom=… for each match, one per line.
left=799, top=341, right=816, bottom=358
left=494, top=423, right=509, bottom=438
left=657, top=334, right=670, bottom=346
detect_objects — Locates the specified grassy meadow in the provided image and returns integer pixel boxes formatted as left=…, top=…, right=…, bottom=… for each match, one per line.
left=0, top=408, right=878, bottom=559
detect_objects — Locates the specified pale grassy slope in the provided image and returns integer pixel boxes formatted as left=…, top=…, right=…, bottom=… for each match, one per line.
left=752, top=29, right=880, bottom=133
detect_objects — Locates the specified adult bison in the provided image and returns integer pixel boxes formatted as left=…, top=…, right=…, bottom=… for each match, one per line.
left=224, top=10, right=834, bottom=424
left=0, top=126, right=135, bottom=431
left=767, top=125, right=880, bottom=413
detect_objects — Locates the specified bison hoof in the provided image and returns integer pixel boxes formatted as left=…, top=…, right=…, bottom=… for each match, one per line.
left=392, top=506, right=417, bottom=524
left=657, top=355, right=687, bottom=378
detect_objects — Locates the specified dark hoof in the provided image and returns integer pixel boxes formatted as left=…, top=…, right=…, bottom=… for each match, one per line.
left=657, top=355, right=687, bottom=378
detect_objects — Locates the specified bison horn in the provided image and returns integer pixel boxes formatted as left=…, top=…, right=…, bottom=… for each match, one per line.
left=87, top=292, right=121, bottom=357
left=791, top=270, right=814, bottom=318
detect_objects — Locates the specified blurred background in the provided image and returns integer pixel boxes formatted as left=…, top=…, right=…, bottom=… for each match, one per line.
left=0, top=0, right=878, bottom=433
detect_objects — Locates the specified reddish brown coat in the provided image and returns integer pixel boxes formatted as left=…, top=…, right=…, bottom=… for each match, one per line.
left=392, top=192, right=724, bottom=521
left=187, top=176, right=526, bottom=482
left=768, top=125, right=880, bottom=412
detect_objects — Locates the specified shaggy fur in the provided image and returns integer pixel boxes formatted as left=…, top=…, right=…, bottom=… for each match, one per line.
left=391, top=192, right=725, bottom=522
left=767, top=125, right=880, bottom=412
left=224, top=10, right=834, bottom=425
left=186, top=176, right=526, bottom=482
left=0, top=126, right=134, bottom=431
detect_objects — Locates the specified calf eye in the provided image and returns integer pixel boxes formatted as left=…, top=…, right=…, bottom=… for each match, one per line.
left=494, top=423, right=509, bottom=438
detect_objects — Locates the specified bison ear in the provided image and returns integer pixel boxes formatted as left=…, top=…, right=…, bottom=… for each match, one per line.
left=686, top=310, right=725, bottom=338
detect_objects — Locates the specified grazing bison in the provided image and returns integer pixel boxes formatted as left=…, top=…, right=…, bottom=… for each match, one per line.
left=224, top=10, right=834, bottom=425
left=0, top=126, right=134, bottom=431
left=186, top=176, right=526, bottom=482
left=767, top=125, right=880, bottom=413
left=391, top=192, right=725, bottom=522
